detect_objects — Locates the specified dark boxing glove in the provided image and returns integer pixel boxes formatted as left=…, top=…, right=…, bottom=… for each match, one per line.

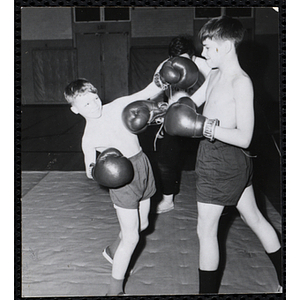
left=91, top=148, right=134, bottom=188
left=164, top=97, right=219, bottom=141
left=156, top=57, right=199, bottom=90
left=122, top=100, right=168, bottom=134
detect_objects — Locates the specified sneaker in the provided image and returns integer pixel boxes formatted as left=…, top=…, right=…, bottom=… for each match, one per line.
left=157, top=198, right=174, bottom=214
left=102, top=246, right=113, bottom=264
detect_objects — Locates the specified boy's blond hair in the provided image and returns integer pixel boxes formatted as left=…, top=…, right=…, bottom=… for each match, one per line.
left=64, top=79, right=98, bottom=104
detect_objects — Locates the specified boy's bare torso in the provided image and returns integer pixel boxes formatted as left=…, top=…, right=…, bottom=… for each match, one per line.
left=203, top=68, right=249, bottom=129
left=83, top=98, right=141, bottom=158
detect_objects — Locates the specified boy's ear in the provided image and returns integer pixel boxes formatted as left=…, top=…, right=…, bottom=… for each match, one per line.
left=70, top=106, right=79, bottom=114
left=223, top=40, right=233, bottom=53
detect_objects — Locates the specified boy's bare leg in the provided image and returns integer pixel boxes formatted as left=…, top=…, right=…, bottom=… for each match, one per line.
left=197, top=202, right=224, bottom=293
left=236, top=185, right=281, bottom=252
left=197, top=202, right=224, bottom=270
left=236, top=185, right=282, bottom=288
left=107, top=206, right=139, bottom=295
left=104, top=199, right=150, bottom=276
left=139, top=198, right=150, bottom=232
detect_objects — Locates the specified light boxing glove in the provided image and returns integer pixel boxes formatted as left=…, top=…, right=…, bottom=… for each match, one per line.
left=91, top=148, right=134, bottom=188
left=154, top=57, right=199, bottom=90
left=164, top=97, right=219, bottom=141
left=122, top=100, right=168, bottom=134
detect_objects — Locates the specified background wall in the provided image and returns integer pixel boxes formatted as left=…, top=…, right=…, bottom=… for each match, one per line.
left=21, top=7, right=279, bottom=105
left=21, top=7, right=73, bottom=41
left=21, top=7, right=73, bottom=104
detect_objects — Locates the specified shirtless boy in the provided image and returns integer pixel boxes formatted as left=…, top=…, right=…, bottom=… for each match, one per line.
left=164, top=16, right=282, bottom=293
left=64, top=79, right=159, bottom=295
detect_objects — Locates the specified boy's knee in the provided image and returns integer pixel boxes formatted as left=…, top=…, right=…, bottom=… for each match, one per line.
left=240, top=211, right=262, bottom=228
left=122, top=231, right=139, bottom=248
left=197, top=220, right=218, bottom=240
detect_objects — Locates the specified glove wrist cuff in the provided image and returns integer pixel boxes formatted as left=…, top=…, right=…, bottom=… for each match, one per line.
left=154, top=73, right=169, bottom=90
left=203, top=118, right=220, bottom=142
left=89, top=163, right=96, bottom=180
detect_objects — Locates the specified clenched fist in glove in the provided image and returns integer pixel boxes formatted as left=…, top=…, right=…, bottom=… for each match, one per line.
left=122, top=100, right=168, bottom=134
left=154, top=57, right=199, bottom=90
left=164, top=97, right=219, bottom=141
left=91, top=148, right=134, bottom=188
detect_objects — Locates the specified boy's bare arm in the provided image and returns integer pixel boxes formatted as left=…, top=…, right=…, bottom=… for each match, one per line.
left=127, top=60, right=166, bottom=101
left=113, top=84, right=165, bottom=108
left=214, top=76, right=254, bottom=148
left=82, top=139, right=96, bottom=179
left=129, top=81, right=163, bottom=101
left=190, top=71, right=211, bottom=107
left=195, top=57, right=211, bottom=79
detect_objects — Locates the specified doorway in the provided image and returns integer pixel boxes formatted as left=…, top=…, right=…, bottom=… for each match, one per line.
left=76, top=32, right=129, bottom=103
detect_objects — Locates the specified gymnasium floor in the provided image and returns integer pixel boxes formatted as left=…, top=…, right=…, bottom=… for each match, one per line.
left=20, top=105, right=283, bottom=297
left=21, top=170, right=282, bottom=297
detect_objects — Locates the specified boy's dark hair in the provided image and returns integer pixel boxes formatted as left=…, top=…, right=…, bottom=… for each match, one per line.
left=199, top=16, right=245, bottom=49
left=64, top=79, right=98, bottom=104
left=168, top=36, right=195, bottom=58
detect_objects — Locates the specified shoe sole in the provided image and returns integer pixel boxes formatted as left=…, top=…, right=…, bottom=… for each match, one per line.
left=102, top=248, right=134, bottom=276
left=157, top=205, right=174, bottom=214
left=102, top=247, right=113, bottom=264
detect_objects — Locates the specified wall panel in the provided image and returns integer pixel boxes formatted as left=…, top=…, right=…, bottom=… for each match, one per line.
left=131, top=8, right=194, bottom=38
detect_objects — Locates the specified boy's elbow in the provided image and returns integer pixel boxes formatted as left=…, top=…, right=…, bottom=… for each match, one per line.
left=240, top=135, right=252, bottom=149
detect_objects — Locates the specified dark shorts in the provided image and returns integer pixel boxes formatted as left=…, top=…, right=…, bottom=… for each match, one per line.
left=109, top=151, right=156, bottom=209
left=157, top=132, right=187, bottom=195
left=196, top=139, right=253, bottom=206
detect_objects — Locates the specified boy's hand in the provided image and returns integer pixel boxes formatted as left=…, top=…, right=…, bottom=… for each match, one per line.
left=158, top=57, right=199, bottom=90
left=91, top=148, right=134, bottom=188
left=122, top=100, right=168, bottom=134
left=164, top=97, right=219, bottom=141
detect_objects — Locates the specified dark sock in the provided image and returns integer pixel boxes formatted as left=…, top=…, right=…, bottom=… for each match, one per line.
left=266, top=247, right=282, bottom=286
left=198, top=269, right=219, bottom=294
left=106, top=276, right=124, bottom=296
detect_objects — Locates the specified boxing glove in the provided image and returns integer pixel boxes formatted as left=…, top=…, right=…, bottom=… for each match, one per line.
left=91, top=148, right=134, bottom=188
left=156, top=57, right=199, bottom=90
left=164, top=97, right=219, bottom=141
left=122, top=100, right=168, bottom=134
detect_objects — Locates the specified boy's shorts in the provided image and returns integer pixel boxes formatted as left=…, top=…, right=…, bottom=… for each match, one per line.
left=195, top=139, right=253, bottom=206
left=109, top=151, right=156, bottom=209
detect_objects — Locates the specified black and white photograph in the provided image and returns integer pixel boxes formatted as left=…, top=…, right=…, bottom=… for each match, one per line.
left=17, top=3, right=285, bottom=298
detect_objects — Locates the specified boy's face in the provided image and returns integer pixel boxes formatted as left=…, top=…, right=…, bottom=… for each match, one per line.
left=201, top=38, right=224, bottom=68
left=71, top=92, right=102, bottom=119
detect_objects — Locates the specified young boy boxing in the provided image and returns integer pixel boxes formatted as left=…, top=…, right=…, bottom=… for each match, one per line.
left=163, top=16, right=282, bottom=293
left=64, top=79, right=166, bottom=295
